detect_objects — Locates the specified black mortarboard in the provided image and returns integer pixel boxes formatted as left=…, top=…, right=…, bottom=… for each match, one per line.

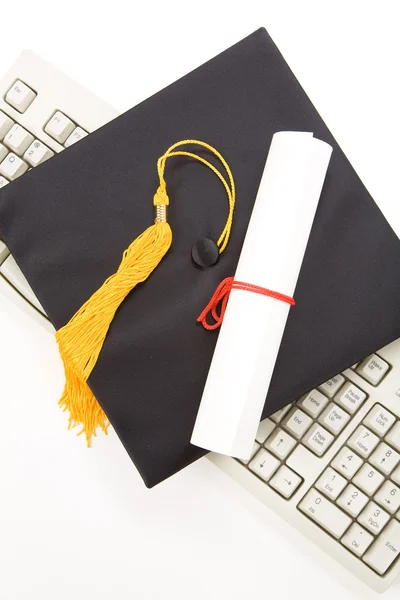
left=0, top=28, right=399, bottom=487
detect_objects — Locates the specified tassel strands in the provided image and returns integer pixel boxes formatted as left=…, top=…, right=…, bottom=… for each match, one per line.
left=55, top=139, right=236, bottom=446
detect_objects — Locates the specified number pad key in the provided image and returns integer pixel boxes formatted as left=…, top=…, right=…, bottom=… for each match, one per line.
left=0, top=153, right=28, bottom=180
left=269, top=465, right=302, bottom=498
left=375, top=481, right=400, bottom=514
left=364, top=404, right=396, bottom=437
left=3, top=124, right=34, bottom=155
left=342, top=523, right=374, bottom=557
left=315, top=467, right=347, bottom=500
left=331, top=447, right=363, bottom=479
left=5, top=80, right=36, bottom=113
left=283, top=408, right=312, bottom=439
left=353, top=464, right=385, bottom=495
left=337, top=484, right=369, bottom=517
left=24, top=140, right=54, bottom=167
left=363, top=519, right=400, bottom=575
left=392, top=465, right=400, bottom=486
left=303, top=423, right=334, bottom=456
left=358, top=501, right=390, bottom=535
left=347, top=425, right=380, bottom=458
left=298, top=389, right=329, bottom=417
left=386, top=421, right=400, bottom=452
left=299, top=489, right=352, bottom=538
left=334, top=382, right=367, bottom=414
left=369, top=442, right=400, bottom=475
left=319, top=403, right=350, bottom=435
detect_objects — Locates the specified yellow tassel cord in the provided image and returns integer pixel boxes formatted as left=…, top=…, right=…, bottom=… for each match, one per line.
left=56, top=140, right=236, bottom=445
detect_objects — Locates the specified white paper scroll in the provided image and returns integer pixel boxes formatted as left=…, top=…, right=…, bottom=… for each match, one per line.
left=191, top=131, right=333, bottom=459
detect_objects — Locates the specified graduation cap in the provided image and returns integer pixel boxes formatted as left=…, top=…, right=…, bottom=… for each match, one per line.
left=0, top=27, right=400, bottom=487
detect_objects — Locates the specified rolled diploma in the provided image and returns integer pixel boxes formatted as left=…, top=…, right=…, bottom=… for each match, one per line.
left=191, top=131, right=333, bottom=459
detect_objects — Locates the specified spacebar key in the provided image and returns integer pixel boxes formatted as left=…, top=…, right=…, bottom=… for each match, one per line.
left=0, top=255, right=45, bottom=314
left=299, top=488, right=352, bottom=538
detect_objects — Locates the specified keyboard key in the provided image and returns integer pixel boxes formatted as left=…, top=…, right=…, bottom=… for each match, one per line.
left=392, top=465, right=400, bottom=485
left=316, top=467, right=347, bottom=500
left=357, top=354, right=390, bottom=386
left=0, top=255, right=45, bottom=313
left=5, top=80, right=36, bottom=113
left=375, top=481, right=400, bottom=514
left=319, top=403, right=350, bottom=435
left=298, top=389, right=329, bottom=417
left=64, top=126, right=88, bottom=147
left=283, top=408, right=313, bottom=439
left=45, top=111, right=75, bottom=143
left=334, top=382, right=367, bottom=414
left=358, top=501, right=390, bottom=535
left=299, top=489, right=352, bottom=538
left=248, top=449, right=280, bottom=482
left=353, top=464, right=384, bottom=495
left=363, top=519, right=400, bottom=574
left=0, top=239, right=9, bottom=263
left=3, top=124, right=34, bottom=155
left=303, top=423, right=334, bottom=456
left=318, top=374, right=345, bottom=398
left=24, top=140, right=54, bottom=167
left=0, top=152, right=28, bottom=180
left=239, top=441, right=260, bottom=465
left=269, top=465, right=302, bottom=498
left=364, top=404, right=396, bottom=437
left=347, top=425, right=380, bottom=458
left=270, top=404, right=292, bottom=424
left=0, top=175, right=9, bottom=189
left=341, top=523, right=374, bottom=557
left=369, top=442, right=400, bottom=475
left=265, top=428, right=296, bottom=459
left=255, top=418, right=275, bottom=443
left=331, top=447, right=363, bottom=479
left=0, top=111, right=14, bottom=138
left=0, top=143, right=8, bottom=161
left=386, top=421, right=400, bottom=452
left=337, top=484, right=369, bottom=517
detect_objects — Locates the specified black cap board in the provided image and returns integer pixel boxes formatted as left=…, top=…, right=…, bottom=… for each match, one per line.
left=1, top=28, right=400, bottom=487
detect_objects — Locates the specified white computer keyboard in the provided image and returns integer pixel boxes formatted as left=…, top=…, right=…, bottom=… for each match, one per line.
left=0, top=50, right=399, bottom=594
left=211, top=342, right=400, bottom=592
left=0, top=50, right=118, bottom=330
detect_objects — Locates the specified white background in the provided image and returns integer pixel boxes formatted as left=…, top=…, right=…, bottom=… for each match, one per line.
left=1, top=1, right=400, bottom=599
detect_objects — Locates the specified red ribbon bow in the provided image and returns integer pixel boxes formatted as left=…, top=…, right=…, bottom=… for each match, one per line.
left=197, top=276, right=295, bottom=331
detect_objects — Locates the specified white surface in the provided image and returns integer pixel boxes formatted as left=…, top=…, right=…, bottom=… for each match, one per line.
left=1, top=2, right=400, bottom=600
left=191, top=133, right=332, bottom=458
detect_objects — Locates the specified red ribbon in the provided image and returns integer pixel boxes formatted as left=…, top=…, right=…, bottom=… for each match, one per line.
left=197, top=276, right=295, bottom=331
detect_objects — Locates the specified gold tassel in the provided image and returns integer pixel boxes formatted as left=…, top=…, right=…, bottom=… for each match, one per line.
left=56, top=140, right=235, bottom=446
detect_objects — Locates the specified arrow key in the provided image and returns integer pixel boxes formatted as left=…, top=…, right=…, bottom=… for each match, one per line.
left=375, top=480, right=400, bottom=514
left=265, top=427, right=296, bottom=459
left=269, top=465, right=302, bottom=498
left=248, top=449, right=280, bottom=482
